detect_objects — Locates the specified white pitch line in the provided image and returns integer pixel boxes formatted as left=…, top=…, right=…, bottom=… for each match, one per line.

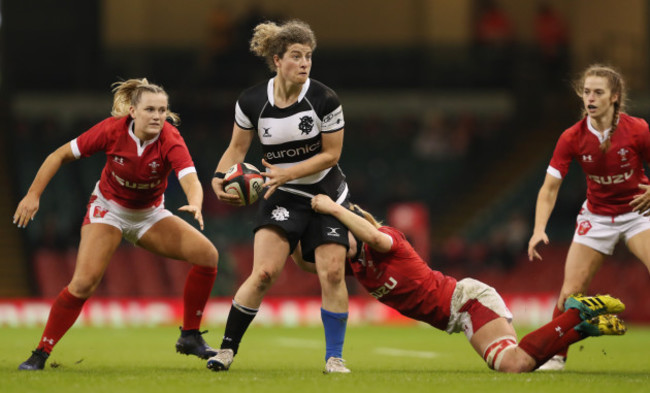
left=374, top=347, right=439, bottom=359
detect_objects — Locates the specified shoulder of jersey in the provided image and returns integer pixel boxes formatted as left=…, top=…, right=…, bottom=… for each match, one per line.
left=563, top=117, right=586, bottom=136
left=306, top=78, right=336, bottom=97
left=96, top=116, right=129, bottom=135
left=237, top=80, right=271, bottom=112
left=622, top=113, right=648, bottom=129
left=102, top=116, right=128, bottom=127
left=239, top=80, right=269, bottom=101
left=156, top=121, right=183, bottom=145
left=379, top=226, right=402, bottom=241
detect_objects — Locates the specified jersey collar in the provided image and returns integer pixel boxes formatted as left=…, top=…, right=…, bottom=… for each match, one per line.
left=128, top=120, right=161, bottom=157
left=267, top=77, right=310, bottom=107
left=586, top=115, right=612, bottom=144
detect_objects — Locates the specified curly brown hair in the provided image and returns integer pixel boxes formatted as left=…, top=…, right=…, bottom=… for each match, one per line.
left=249, top=20, right=316, bottom=72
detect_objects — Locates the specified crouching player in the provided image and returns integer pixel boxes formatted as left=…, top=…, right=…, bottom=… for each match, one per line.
left=293, top=194, right=626, bottom=372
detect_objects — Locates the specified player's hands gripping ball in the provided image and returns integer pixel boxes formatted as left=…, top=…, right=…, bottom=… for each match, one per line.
left=223, top=163, right=264, bottom=206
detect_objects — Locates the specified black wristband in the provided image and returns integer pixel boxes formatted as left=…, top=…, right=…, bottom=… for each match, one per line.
left=213, top=171, right=226, bottom=179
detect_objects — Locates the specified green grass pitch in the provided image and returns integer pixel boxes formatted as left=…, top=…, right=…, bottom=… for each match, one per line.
left=1, top=324, right=649, bottom=393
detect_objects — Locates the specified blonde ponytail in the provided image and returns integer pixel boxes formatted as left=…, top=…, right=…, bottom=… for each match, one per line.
left=349, top=203, right=383, bottom=229
left=110, top=78, right=180, bottom=125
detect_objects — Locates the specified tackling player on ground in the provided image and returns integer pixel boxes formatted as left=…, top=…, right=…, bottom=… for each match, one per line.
left=293, top=194, right=626, bottom=373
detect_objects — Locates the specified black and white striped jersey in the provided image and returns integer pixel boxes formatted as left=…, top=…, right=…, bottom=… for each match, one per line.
left=235, top=78, right=345, bottom=186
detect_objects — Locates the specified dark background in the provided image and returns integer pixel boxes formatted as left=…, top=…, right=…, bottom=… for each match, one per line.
left=1, top=0, right=649, bottom=315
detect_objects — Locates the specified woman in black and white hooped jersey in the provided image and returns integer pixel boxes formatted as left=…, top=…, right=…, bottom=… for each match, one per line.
left=209, top=19, right=351, bottom=374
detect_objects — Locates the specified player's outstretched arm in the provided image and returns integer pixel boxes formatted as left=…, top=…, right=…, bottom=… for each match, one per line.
left=262, top=130, right=344, bottom=199
left=178, top=172, right=205, bottom=230
left=290, top=243, right=317, bottom=274
left=528, top=173, right=562, bottom=261
left=211, top=124, right=253, bottom=205
left=13, top=143, right=76, bottom=228
left=311, top=194, right=392, bottom=253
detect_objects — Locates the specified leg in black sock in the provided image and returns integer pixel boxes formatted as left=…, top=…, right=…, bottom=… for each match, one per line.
left=221, top=300, right=258, bottom=355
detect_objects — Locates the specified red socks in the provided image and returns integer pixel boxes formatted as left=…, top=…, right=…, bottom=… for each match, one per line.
left=37, top=287, right=87, bottom=354
left=518, top=308, right=582, bottom=367
left=551, top=304, right=569, bottom=358
left=35, top=265, right=216, bottom=354
left=182, top=265, right=217, bottom=330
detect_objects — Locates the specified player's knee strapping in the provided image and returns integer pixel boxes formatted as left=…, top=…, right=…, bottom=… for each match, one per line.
left=483, top=336, right=517, bottom=370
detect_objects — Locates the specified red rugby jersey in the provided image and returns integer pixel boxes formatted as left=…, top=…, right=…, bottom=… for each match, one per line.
left=71, top=116, right=195, bottom=209
left=349, top=226, right=457, bottom=330
left=549, top=113, right=650, bottom=215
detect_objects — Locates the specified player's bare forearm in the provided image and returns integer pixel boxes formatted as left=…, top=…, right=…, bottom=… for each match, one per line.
left=277, top=153, right=336, bottom=181
left=291, top=244, right=317, bottom=274
left=313, top=194, right=391, bottom=253
left=282, top=130, right=343, bottom=180
left=215, top=124, right=254, bottom=173
left=28, top=143, right=75, bottom=198
left=533, top=174, right=562, bottom=233
left=179, top=172, right=203, bottom=209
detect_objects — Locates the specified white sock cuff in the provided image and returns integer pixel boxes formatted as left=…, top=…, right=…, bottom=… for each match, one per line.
left=232, top=299, right=259, bottom=315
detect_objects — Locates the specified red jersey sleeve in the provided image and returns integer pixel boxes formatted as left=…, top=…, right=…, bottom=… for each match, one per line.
left=634, top=118, right=650, bottom=162
left=161, top=123, right=195, bottom=179
left=72, top=117, right=115, bottom=158
left=548, top=128, right=577, bottom=178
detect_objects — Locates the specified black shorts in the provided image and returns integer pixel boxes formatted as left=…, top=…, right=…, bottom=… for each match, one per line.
left=253, top=166, right=350, bottom=260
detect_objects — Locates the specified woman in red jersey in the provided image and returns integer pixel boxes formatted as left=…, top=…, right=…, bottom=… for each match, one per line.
left=528, top=64, right=650, bottom=370
left=294, top=194, right=626, bottom=373
left=14, top=79, right=219, bottom=370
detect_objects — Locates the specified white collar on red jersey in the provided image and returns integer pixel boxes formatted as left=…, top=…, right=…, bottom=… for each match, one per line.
left=128, top=120, right=161, bottom=157
left=586, top=115, right=612, bottom=144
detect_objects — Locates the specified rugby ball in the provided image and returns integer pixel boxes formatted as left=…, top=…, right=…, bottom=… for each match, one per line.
left=223, top=163, right=264, bottom=205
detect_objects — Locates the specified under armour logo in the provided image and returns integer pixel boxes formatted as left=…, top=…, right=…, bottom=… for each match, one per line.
left=262, top=127, right=272, bottom=137
left=582, top=155, right=593, bottom=162
left=555, top=326, right=564, bottom=337
left=42, top=337, right=55, bottom=345
left=113, top=156, right=125, bottom=165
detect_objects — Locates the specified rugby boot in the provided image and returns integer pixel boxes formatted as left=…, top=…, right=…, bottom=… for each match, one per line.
left=206, top=349, right=234, bottom=372
left=18, top=349, right=49, bottom=371
left=575, top=314, right=627, bottom=337
left=175, top=328, right=218, bottom=359
left=564, top=294, right=625, bottom=320
left=323, top=357, right=351, bottom=374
